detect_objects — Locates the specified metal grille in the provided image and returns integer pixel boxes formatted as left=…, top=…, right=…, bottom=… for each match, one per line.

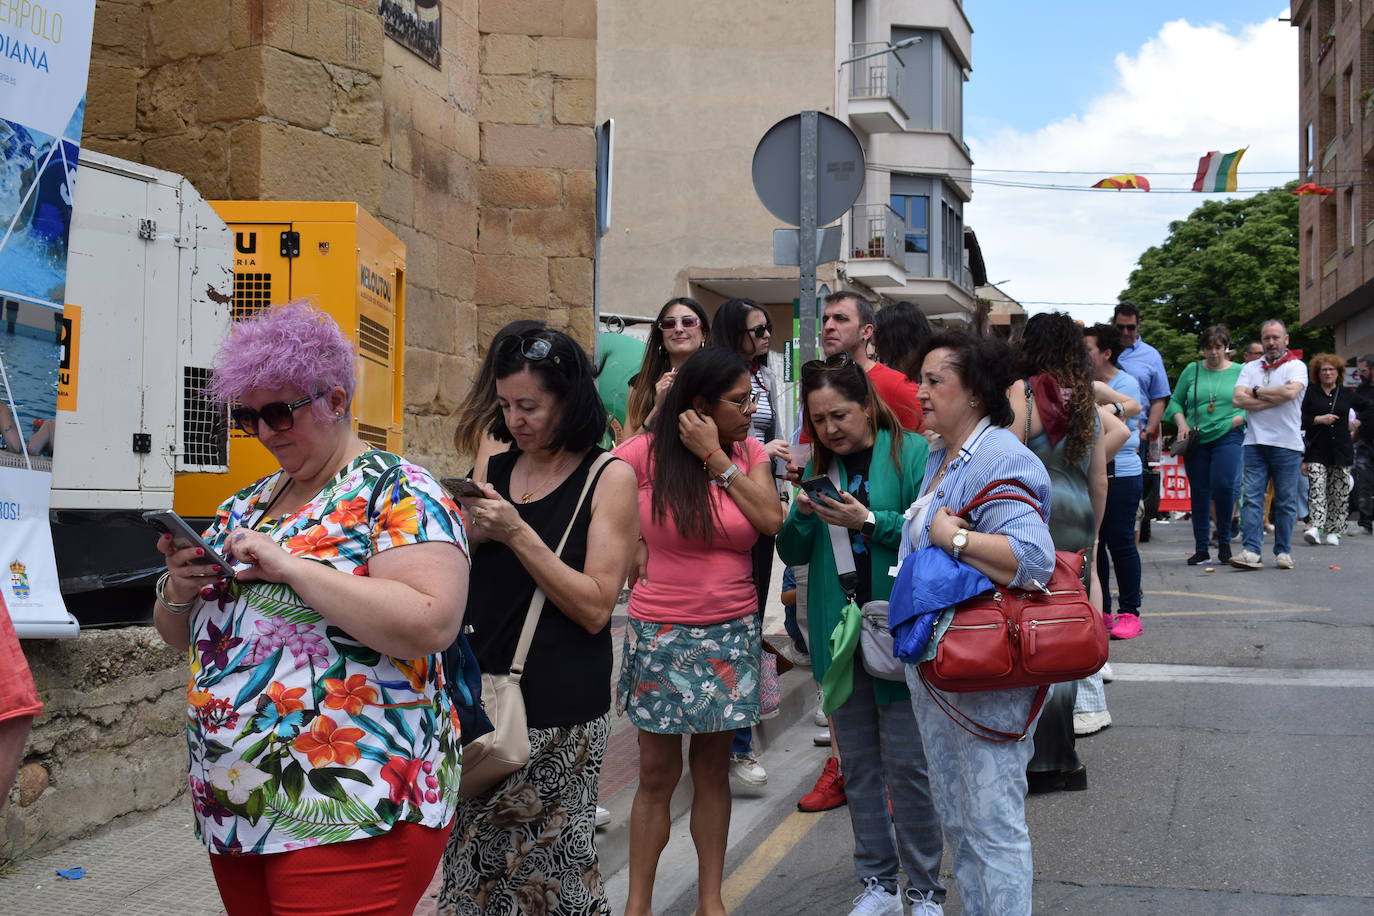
left=233, top=272, right=273, bottom=320
left=357, top=422, right=389, bottom=449
left=358, top=314, right=390, bottom=363
left=181, top=366, right=228, bottom=470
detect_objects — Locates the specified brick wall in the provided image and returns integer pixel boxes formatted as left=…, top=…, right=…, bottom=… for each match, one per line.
left=82, top=0, right=598, bottom=474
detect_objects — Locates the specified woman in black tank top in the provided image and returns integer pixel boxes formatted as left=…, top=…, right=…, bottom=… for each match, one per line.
left=438, top=329, right=639, bottom=916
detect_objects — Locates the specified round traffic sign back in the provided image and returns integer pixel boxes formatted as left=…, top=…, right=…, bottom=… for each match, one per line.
left=751, top=112, right=865, bottom=227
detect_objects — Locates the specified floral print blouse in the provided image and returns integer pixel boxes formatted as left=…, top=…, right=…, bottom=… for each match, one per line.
left=186, top=450, right=468, bottom=855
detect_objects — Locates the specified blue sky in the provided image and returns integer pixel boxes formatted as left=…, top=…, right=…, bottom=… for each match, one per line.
left=967, top=1, right=1288, bottom=135
left=960, top=5, right=1296, bottom=318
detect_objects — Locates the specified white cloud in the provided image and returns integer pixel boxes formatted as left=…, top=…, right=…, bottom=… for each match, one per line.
left=965, top=14, right=1296, bottom=321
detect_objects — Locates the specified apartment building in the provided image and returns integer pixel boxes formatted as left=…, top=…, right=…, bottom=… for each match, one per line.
left=1293, top=0, right=1374, bottom=355
left=597, top=0, right=982, bottom=332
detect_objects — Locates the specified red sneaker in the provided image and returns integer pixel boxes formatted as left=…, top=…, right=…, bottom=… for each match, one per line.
left=797, top=756, right=846, bottom=812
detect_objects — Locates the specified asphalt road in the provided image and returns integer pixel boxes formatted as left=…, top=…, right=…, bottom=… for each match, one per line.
left=606, top=519, right=1374, bottom=914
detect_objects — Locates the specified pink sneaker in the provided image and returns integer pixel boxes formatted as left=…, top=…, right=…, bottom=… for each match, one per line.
left=1101, top=612, right=1116, bottom=632
left=1110, top=613, right=1143, bottom=640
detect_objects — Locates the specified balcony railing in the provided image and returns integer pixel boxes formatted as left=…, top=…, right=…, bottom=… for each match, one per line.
left=849, top=204, right=906, bottom=263
left=848, top=42, right=902, bottom=102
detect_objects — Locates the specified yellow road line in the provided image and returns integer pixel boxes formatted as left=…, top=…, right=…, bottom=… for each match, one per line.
left=720, top=810, right=826, bottom=911
left=1148, top=606, right=1331, bottom=617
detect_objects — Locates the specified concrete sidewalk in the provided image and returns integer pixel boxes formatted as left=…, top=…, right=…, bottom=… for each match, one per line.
left=0, top=577, right=820, bottom=915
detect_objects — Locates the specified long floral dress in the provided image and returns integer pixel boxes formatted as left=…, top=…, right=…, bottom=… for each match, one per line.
left=186, top=450, right=468, bottom=856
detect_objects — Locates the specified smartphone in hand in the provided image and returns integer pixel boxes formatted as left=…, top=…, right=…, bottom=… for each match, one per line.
left=799, top=475, right=842, bottom=503
left=441, top=477, right=486, bottom=499
left=142, top=510, right=238, bottom=578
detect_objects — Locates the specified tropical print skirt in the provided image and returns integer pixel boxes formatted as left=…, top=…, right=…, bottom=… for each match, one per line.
left=437, top=714, right=610, bottom=916
left=616, top=615, right=761, bottom=734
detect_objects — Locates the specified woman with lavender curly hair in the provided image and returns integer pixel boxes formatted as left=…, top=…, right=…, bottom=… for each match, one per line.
left=151, top=301, right=471, bottom=915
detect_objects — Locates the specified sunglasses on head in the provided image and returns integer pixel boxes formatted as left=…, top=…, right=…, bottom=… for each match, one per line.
left=657, top=315, right=701, bottom=331
left=746, top=322, right=772, bottom=339
left=496, top=332, right=560, bottom=364
left=231, top=393, right=324, bottom=436
left=800, top=353, right=859, bottom=378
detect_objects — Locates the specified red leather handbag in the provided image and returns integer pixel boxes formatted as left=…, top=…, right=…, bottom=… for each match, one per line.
left=917, top=479, right=1109, bottom=742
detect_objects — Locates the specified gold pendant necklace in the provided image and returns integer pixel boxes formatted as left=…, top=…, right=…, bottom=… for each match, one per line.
left=517, top=453, right=571, bottom=503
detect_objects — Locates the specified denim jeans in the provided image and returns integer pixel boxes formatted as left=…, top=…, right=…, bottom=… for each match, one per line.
left=907, top=670, right=1041, bottom=915
left=832, top=664, right=944, bottom=899
left=1183, top=427, right=1243, bottom=552
left=1240, top=444, right=1303, bottom=555
left=1096, top=474, right=1143, bottom=615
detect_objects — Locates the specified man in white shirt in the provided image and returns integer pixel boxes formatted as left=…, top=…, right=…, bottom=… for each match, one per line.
left=1230, top=320, right=1307, bottom=569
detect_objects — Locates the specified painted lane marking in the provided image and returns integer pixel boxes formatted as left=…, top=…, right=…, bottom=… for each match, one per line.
left=720, top=810, right=826, bottom=911
left=1109, top=663, right=1374, bottom=688
left=1148, top=606, right=1330, bottom=617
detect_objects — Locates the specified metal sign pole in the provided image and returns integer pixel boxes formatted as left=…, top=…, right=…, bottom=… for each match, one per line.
left=798, top=110, right=819, bottom=365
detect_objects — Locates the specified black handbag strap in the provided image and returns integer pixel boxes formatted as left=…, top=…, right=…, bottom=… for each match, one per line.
left=1188, top=360, right=1200, bottom=426
left=918, top=668, right=1049, bottom=743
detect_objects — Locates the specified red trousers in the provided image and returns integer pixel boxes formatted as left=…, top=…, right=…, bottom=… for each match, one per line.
left=210, top=819, right=451, bottom=916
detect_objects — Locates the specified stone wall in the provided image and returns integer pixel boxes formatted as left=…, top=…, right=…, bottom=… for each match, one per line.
left=82, top=0, right=598, bottom=474
left=3, top=628, right=186, bottom=856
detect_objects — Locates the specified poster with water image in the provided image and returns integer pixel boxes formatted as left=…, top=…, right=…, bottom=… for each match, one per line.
left=0, top=0, right=96, bottom=634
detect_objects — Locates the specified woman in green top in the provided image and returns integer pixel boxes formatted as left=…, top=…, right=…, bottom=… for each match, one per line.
left=775, top=357, right=943, bottom=913
left=1166, top=324, right=1246, bottom=564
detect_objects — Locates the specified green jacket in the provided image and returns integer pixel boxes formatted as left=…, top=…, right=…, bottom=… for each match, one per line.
left=776, top=428, right=928, bottom=707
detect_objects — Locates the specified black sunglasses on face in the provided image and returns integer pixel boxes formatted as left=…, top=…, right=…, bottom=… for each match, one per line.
left=496, top=333, right=560, bottom=364
left=658, top=315, right=701, bottom=331
left=1114, top=323, right=1137, bottom=332
left=746, top=322, right=772, bottom=339
left=231, top=393, right=324, bottom=436
left=801, top=353, right=858, bottom=378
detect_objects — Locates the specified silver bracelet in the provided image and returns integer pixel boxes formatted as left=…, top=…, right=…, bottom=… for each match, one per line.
left=714, top=463, right=742, bottom=488
left=156, top=571, right=199, bottom=616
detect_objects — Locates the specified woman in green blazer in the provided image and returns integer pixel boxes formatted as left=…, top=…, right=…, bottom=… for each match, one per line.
left=775, top=357, right=943, bottom=914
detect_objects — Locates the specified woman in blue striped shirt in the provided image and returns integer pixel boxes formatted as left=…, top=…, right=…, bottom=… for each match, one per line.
left=897, top=331, right=1055, bottom=916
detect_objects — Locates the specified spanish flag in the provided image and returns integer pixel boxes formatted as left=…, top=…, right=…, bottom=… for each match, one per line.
left=1192, top=149, right=1246, bottom=192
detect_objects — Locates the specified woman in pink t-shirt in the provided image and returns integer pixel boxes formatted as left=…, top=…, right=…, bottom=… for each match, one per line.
left=613, top=347, right=784, bottom=916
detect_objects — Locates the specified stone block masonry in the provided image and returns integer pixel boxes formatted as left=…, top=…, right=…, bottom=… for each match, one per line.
left=81, top=0, right=597, bottom=478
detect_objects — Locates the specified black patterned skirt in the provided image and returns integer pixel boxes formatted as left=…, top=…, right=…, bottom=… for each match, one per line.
left=437, top=714, right=611, bottom=916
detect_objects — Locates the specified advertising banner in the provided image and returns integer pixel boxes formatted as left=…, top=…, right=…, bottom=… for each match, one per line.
left=0, top=0, right=96, bottom=636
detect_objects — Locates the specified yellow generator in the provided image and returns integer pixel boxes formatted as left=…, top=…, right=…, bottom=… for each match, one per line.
left=174, top=202, right=407, bottom=520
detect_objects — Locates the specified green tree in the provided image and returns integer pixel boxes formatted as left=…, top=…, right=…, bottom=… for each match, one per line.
left=1119, top=182, right=1332, bottom=381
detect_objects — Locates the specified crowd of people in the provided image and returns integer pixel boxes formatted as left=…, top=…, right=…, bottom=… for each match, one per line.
left=5, top=293, right=1368, bottom=916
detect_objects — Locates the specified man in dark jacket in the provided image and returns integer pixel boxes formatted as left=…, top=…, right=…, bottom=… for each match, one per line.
left=1352, top=355, right=1374, bottom=535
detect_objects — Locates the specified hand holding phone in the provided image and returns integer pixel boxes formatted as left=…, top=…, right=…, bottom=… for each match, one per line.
left=143, top=510, right=241, bottom=578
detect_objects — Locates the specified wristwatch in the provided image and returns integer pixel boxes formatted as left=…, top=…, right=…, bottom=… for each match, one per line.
left=1252, top=385, right=1260, bottom=400
left=1112, top=401, right=1124, bottom=417
left=860, top=511, right=877, bottom=538
left=951, top=528, right=970, bottom=561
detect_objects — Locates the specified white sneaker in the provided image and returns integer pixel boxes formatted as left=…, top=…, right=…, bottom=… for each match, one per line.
left=814, top=688, right=827, bottom=726
left=1303, top=526, right=1320, bottom=545
left=1073, top=710, right=1112, bottom=736
left=813, top=729, right=832, bottom=747
left=1325, top=532, right=1341, bottom=546
left=594, top=805, right=610, bottom=828
left=904, top=888, right=944, bottom=916
left=1228, top=550, right=1263, bottom=570
left=729, top=753, right=768, bottom=787
left=848, top=877, right=902, bottom=916
left=1275, top=552, right=1294, bottom=569
left=1100, top=661, right=1115, bottom=683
